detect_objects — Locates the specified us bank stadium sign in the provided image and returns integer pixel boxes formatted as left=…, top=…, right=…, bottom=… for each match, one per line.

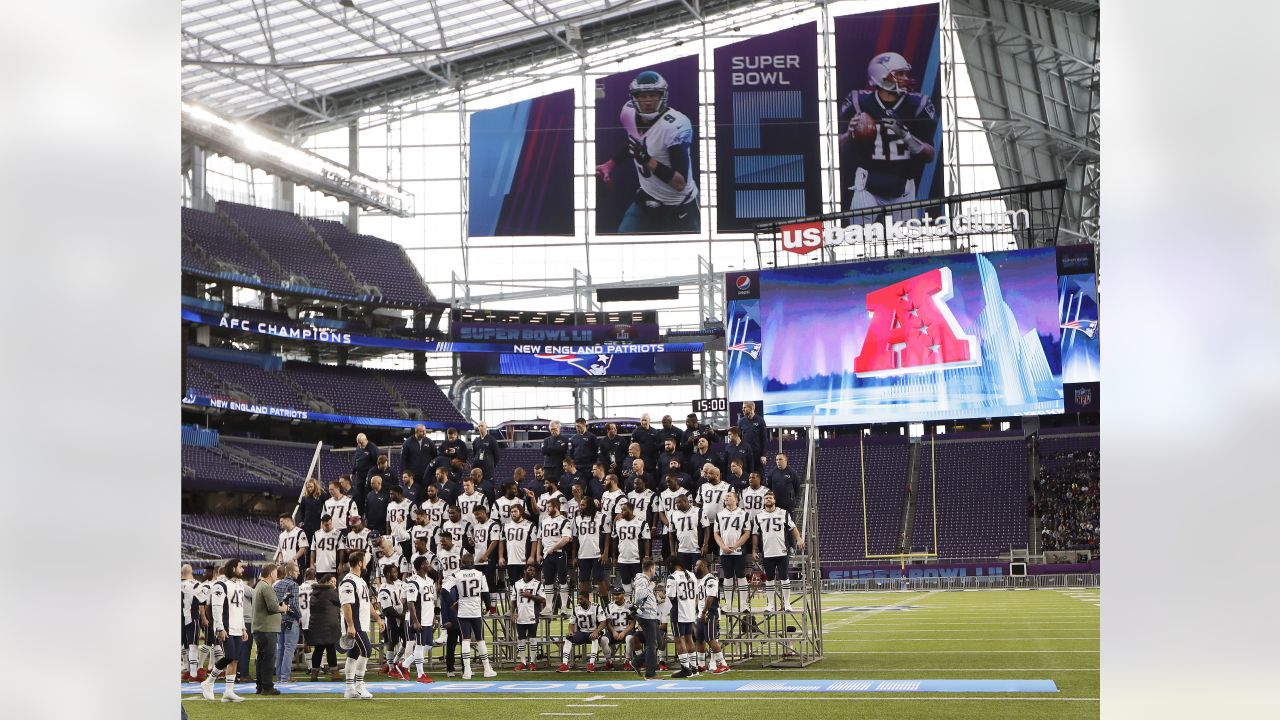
left=780, top=209, right=1032, bottom=255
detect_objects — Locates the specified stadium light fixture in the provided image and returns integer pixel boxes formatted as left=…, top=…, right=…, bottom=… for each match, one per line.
left=181, top=101, right=414, bottom=217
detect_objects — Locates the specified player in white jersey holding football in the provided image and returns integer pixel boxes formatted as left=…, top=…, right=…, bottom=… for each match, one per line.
left=559, top=592, right=606, bottom=673
left=201, top=559, right=248, bottom=702
left=403, top=556, right=438, bottom=683
left=442, top=553, right=497, bottom=679
left=752, top=490, right=805, bottom=612
left=714, top=491, right=753, bottom=614
left=275, top=514, right=309, bottom=570
left=339, top=550, right=381, bottom=699
left=510, top=564, right=546, bottom=670
left=596, top=70, right=700, bottom=233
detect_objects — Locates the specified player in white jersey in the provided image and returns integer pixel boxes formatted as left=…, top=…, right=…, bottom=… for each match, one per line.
left=668, top=494, right=703, bottom=573
left=470, top=504, right=503, bottom=599
left=311, top=514, right=340, bottom=578
left=741, top=472, right=769, bottom=522
left=433, top=532, right=463, bottom=583
left=537, top=476, right=567, bottom=516
left=180, top=565, right=203, bottom=681
left=599, top=474, right=626, bottom=533
left=402, top=556, right=438, bottom=683
left=657, top=473, right=689, bottom=560
left=339, top=550, right=381, bottom=699
left=275, top=514, right=309, bottom=569
left=324, top=481, right=359, bottom=531
left=664, top=557, right=701, bottom=678
left=456, top=478, right=489, bottom=524
left=297, top=569, right=315, bottom=670
left=419, top=484, right=448, bottom=529
left=654, top=583, right=672, bottom=671
left=499, top=504, right=537, bottom=587
left=442, top=554, right=496, bottom=679
left=494, top=481, right=526, bottom=526
left=600, top=587, right=638, bottom=670
left=201, top=559, right=248, bottom=702
left=408, top=509, right=435, bottom=556
left=595, top=70, right=700, bottom=232
left=339, top=515, right=376, bottom=579
left=559, top=592, right=606, bottom=672
left=714, top=491, right=753, bottom=614
left=378, top=565, right=407, bottom=678
left=437, top=505, right=472, bottom=551
left=612, top=503, right=651, bottom=595
left=510, top=564, right=545, bottom=670
left=694, top=559, right=729, bottom=674
left=572, top=498, right=609, bottom=600
left=697, top=465, right=730, bottom=552
left=376, top=536, right=410, bottom=580
left=409, top=536, right=434, bottom=576
left=627, top=476, right=655, bottom=528
left=533, top=497, right=573, bottom=616
left=751, top=490, right=805, bottom=612
left=386, top=485, right=413, bottom=554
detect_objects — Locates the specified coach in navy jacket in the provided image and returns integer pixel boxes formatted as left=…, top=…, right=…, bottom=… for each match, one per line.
left=766, top=453, right=801, bottom=512
left=471, top=423, right=501, bottom=485
left=352, top=434, right=379, bottom=487
left=737, top=401, right=768, bottom=470
left=400, top=425, right=437, bottom=483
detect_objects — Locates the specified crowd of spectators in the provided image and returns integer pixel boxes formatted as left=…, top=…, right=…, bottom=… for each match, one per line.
left=1035, top=450, right=1099, bottom=552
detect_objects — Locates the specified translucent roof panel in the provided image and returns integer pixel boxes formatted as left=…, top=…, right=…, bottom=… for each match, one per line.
left=182, top=0, right=669, bottom=122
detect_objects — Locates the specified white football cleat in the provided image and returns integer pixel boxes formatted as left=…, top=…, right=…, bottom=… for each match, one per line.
left=483, top=667, right=497, bottom=678
left=343, top=687, right=357, bottom=699
left=461, top=670, right=472, bottom=680
left=200, top=678, right=215, bottom=701
left=357, top=687, right=374, bottom=699
left=220, top=692, right=244, bottom=703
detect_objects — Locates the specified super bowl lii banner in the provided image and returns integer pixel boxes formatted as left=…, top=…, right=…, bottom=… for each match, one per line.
left=713, top=22, right=823, bottom=232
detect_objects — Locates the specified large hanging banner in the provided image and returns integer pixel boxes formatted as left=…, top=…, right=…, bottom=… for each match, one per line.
left=834, top=4, right=944, bottom=218
left=594, top=55, right=701, bottom=234
left=468, top=89, right=575, bottom=236
left=713, top=22, right=822, bottom=232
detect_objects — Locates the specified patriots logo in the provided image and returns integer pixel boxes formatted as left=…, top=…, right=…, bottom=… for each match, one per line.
left=535, top=353, right=614, bottom=376
left=728, top=341, right=761, bottom=360
left=1060, top=319, right=1098, bottom=338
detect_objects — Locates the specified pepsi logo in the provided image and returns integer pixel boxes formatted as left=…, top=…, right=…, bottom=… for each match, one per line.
left=736, top=275, right=751, bottom=290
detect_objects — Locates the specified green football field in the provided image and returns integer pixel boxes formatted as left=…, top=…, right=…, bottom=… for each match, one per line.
left=183, top=587, right=1100, bottom=719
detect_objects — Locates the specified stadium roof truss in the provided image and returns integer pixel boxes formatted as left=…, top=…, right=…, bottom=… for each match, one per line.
left=181, top=0, right=1099, bottom=244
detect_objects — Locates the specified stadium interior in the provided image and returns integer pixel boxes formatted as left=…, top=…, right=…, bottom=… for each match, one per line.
left=180, top=0, right=1099, bottom=716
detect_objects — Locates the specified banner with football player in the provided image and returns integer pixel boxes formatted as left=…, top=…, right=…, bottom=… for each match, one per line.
left=468, top=89, right=575, bottom=236
left=835, top=5, right=944, bottom=221
left=594, top=56, right=701, bottom=235
left=713, top=22, right=822, bottom=232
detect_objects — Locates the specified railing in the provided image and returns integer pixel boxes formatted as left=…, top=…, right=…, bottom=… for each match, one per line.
left=822, top=573, right=1099, bottom=592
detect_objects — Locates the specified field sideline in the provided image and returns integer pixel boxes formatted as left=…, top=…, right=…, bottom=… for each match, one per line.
left=183, top=587, right=1100, bottom=720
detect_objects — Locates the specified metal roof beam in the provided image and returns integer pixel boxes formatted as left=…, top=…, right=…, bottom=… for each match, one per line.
left=182, top=29, right=336, bottom=124
left=294, top=0, right=454, bottom=87
left=497, top=0, right=586, bottom=58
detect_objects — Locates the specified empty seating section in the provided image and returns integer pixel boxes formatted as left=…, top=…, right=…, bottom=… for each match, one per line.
left=860, top=439, right=911, bottom=555
left=217, top=201, right=358, bottom=295
left=184, top=356, right=468, bottom=425
left=183, top=514, right=278, bottom=547
left=814, top=442, right=867, bottom=563
left=283, top=360, right=394, bottom=417
left=181, top=207, right=282, bottom=284
left=380, top=369, right=468, bottom=425
left=308, top=218, right=434, bottom=304
left=181, top=237, right=216, bottom=273
left=189, top=357, right=303, bottom=408
left=923, top=438, right=1029, bottom=558
left=181, top=527, right=260, bottom=561
left=182, top=444, right=282, bottom=493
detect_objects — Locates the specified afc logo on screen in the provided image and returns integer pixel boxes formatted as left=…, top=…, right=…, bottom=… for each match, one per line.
left=854, top=267, right=980, bottom=377
left=780, top=221, right=824, bottom=255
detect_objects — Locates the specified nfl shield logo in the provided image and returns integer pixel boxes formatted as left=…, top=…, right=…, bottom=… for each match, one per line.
left=1074, top=387, right=1092, bottom=406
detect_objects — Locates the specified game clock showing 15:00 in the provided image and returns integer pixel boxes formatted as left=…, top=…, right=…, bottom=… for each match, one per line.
left=692, top=398, right=727, bottom=413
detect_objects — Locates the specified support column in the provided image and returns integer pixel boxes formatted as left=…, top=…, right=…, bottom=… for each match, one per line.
left=347, top=121, right=360, bottom=233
